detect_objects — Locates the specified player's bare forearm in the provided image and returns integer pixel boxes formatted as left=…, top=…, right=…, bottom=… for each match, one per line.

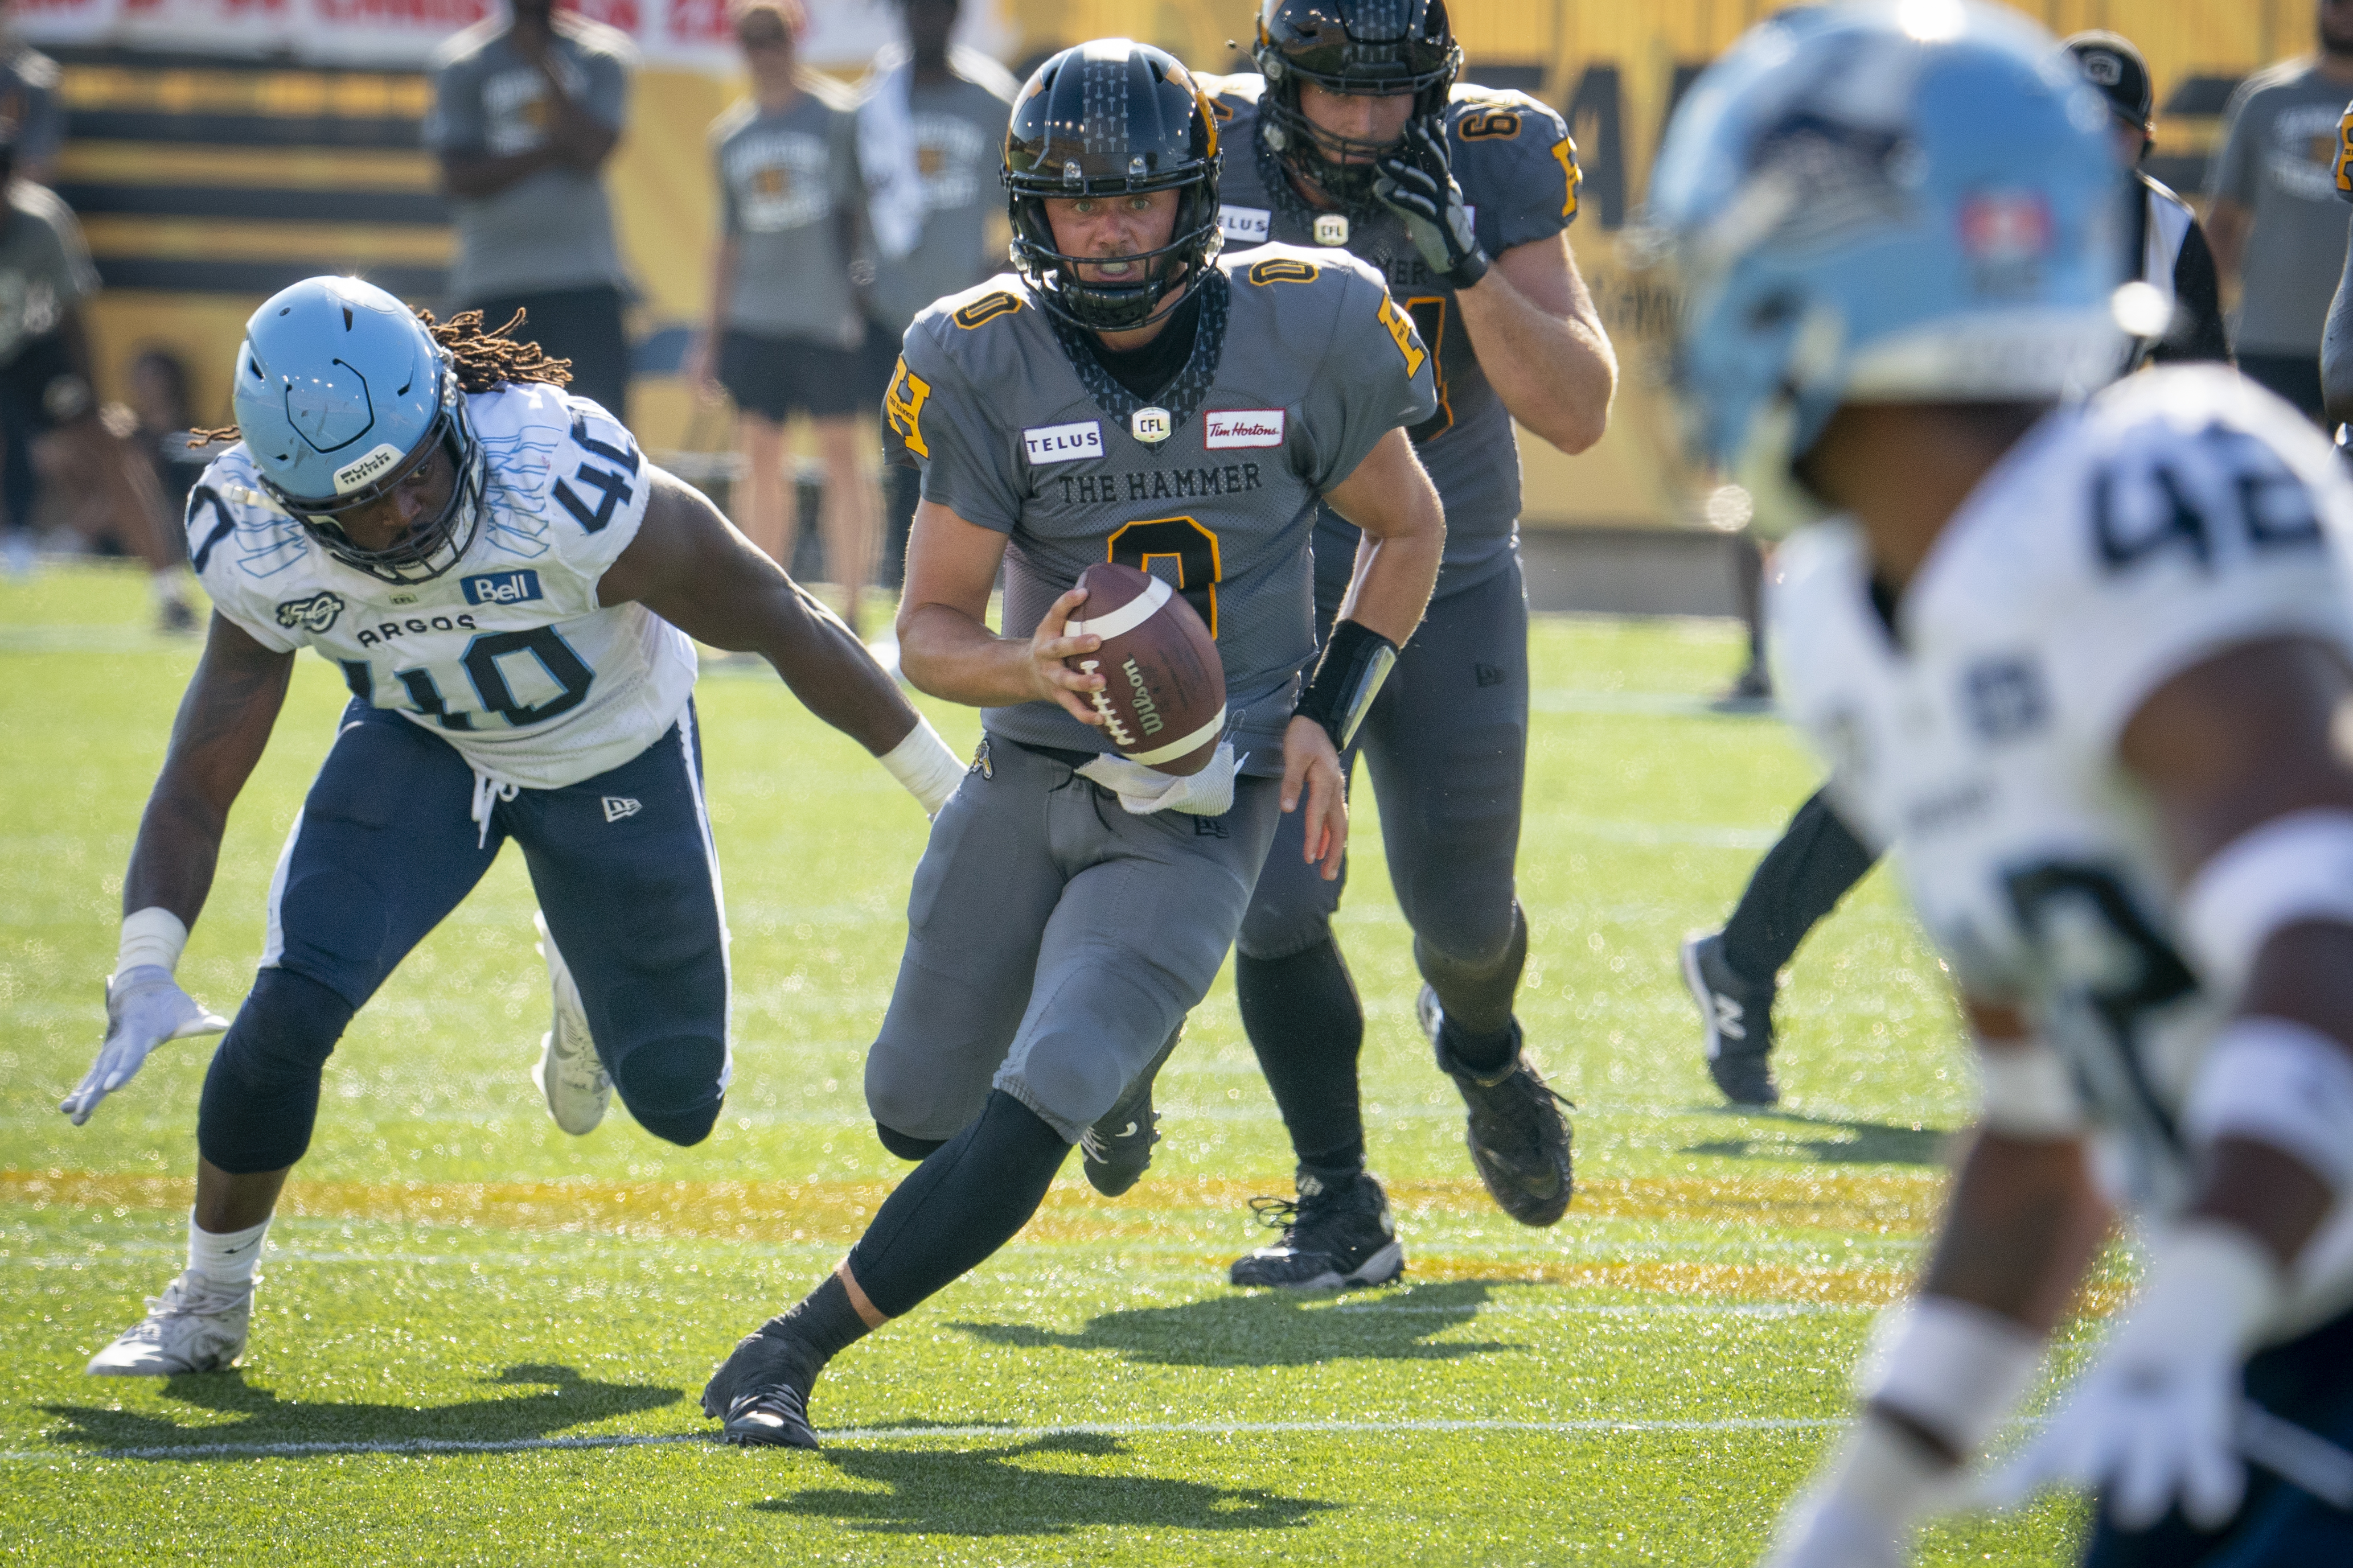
left=1917, top=1130, right=2110, bottom=1340
left=897, top=500, right=1106, bottom=719
left=123, top=614, right=295, bottom=928
left=601, top=471, right=919, bottom=755
left=1455, top=234, right=1616, bottom=454
left=1321, top=428, right=1443, bottom=645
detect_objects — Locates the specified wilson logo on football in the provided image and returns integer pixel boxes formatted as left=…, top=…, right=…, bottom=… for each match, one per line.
left=1204, top=410, right=1284, bottom=450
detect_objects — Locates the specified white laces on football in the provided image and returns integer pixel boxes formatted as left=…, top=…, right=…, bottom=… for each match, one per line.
left=470, top=767, right=520, bottom=849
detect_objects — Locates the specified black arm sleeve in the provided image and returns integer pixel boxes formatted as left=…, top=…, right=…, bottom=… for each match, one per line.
left=2153, top=220, right=2233, bottom=368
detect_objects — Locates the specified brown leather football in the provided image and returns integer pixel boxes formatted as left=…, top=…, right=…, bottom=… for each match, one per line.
left=1064, top=561, right=1226, bottom=776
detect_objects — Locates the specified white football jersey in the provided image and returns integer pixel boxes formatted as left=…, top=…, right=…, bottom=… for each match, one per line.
left=1773, top=367, right=2353, bottom=1338
left=188, top=382, right=696, bottom=791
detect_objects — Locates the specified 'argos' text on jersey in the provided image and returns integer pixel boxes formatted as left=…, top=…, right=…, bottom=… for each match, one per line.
left=356, top=612, right=481, bottom=648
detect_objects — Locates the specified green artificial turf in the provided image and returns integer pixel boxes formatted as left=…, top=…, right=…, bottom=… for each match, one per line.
left=0, top=562, right=2104, bottom=1564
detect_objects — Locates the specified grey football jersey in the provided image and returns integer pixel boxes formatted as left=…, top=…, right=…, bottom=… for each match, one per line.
left=883, top=245, right=1436, bottom=772
left=1205, top=76, right=1579, bottom=600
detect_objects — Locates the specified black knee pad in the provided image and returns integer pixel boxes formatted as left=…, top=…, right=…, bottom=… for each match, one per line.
left=610, top=1035, right=726, bottom=1147
left=876, top=1121, right=948, bottom=1162
left=196, top=968, right=354, bottom=1175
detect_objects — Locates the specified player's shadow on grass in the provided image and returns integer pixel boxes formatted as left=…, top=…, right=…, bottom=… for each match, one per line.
left=752, top=1431, right=1339, bottom=1536
left=946, top=1279, right=1508, bottom=1368
left=40, top=1363, right=680, bottom=1459
left=1682, top=1110, right=1945, bottom=1167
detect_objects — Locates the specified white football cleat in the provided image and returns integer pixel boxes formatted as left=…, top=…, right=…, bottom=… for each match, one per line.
left=85, top=1269, right=253, bottom=1376
left=532, top=910, right=610, bottom=1135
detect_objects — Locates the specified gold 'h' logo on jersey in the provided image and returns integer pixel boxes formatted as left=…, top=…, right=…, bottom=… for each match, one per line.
left=2337, top=108, right=2353, bottom=194
left=1555, top=134, right=1582, bottom=219
left=1377, top=293, right=1427, bottom=378
left=885, top=358, right=933, bottom=459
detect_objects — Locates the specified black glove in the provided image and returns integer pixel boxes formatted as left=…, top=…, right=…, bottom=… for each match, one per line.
left=1374, top=118, right=1489, bottom=289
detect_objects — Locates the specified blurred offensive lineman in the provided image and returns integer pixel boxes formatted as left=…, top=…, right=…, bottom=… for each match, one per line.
left=699, top=39, right=1443, bottom=1447
left=1201, top=0, right=1614, bottom=1286
left=70, top=278, right=966, bottom=1376
left=1651, top=5, right=2353, bottom=1565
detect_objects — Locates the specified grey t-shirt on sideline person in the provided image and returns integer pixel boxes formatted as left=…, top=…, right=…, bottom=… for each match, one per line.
left=2210, top=59, right=2353, bottom=355
left=0, top=182, right=96, bottom=368
left=425, top=18, right=634, bottom=306
left=712, top=80, right=864, bottom=347
left=867, top=73, right=1015, bottom=333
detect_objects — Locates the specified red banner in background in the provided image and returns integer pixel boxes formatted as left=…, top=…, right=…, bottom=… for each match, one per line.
left=15, top=0, right=1010, bottom=69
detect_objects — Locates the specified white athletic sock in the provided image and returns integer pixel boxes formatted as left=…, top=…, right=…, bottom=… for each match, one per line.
left=187, top=1210, right=270, bottom=1288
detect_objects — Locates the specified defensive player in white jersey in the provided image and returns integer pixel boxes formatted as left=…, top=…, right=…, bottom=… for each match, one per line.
left=1652, top=5, right=2353, bottom=1565
left=67, top=277, right=968, bottom=1376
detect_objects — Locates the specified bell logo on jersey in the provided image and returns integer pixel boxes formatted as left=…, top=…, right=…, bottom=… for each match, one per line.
left=1204, top=410, right=1285, bottom=450
left=274, top=590, right=345, bottom=634
left=462, top=569, right=545, bottom=607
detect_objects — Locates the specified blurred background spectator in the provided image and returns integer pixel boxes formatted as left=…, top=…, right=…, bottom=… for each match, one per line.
left=0, top=2, right=60, bottom=186
left=121, top=346, right=208, bottom=519
left=2206, top=0, right=2353, bottom=423
left=426, top=0, right=636, bottom=423
left=857, top=0, right=1015, bottom=600
left=0, top=133, right=191, bottom=629
left=684, top=0, right=879, bottom=631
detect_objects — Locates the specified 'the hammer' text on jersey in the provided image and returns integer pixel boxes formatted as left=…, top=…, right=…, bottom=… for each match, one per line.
left=187, top=382, right=696, bottom=791
left=1202, top=74, right=1578, bottom=600
left=1773, top=367, right=2353, bottom=1339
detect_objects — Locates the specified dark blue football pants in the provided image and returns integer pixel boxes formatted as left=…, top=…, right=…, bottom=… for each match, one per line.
left=196, top=699, right=730, bottom=1172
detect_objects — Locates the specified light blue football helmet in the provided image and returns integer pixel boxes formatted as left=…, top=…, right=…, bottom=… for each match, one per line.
left=231, top=275, right=486, bottom=584
left=1646, top=0, right=2128, bottom=532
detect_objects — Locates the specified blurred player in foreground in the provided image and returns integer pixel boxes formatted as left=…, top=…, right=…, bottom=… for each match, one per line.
left=70, top=277, right=963, bottom=1376
left=1679, top=24, right=2235, bottom=1110
left=1651, top=3, right=2353, bottom=1563
left=1204, top=0, right=1613, bottom=1287
left=699, top=39, right=1443, bottom=1448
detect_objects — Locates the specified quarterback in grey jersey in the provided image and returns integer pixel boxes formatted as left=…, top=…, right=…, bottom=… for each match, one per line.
left=1657, top=7, right=2353, bottom=1565
left=1204, top=0, right=1617, bottom=1288
left=700, top=38, right=1444, bottom=1448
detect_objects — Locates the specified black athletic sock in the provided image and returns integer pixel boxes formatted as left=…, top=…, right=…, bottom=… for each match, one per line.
left=704, top=1273, right=873, bottom=1418
left=1719, top=787, right=1878, bottom=985
left=844, top=1090, right=1070, bottom=1319
left=1415, top=901, right=1529, bottom=1056
left=1237, top=939, right=1366, bottom=1176
left=767, top=1274, right=871, bottom=1374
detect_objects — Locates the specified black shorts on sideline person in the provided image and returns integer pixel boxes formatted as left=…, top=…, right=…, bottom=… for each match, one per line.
left=718, top=329, right=865, bottom=423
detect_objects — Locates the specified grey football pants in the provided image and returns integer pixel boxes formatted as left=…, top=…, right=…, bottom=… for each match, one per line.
left=866, top=736, right=1282, bottom=1143
left=1238, top=560, right=1529, bottom=1000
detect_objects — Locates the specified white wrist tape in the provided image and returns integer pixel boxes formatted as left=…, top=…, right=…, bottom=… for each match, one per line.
left=2185, top=1016, right=2353, bottom=1192
left=1855, top=1295, right=2046, bottom=1458
left=2138, top=1221, right=2284, bottom=1356
left=1976, top=1037, right=2086, bottom=1139
left=879, top=717, right=967, bottom=817
left=2180, top=809, right=2353, bottom=997
left=117, top=907, right=190, bottom=978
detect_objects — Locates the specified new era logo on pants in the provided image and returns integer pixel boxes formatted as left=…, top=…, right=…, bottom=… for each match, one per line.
left=603, top=797, right=641, bottom=823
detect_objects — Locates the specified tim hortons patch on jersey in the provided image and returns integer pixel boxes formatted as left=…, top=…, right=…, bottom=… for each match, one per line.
left=1024, top=420, right=1104, bottom=465
left=1065, top=562, right=1226, bottom=776
left=1204, top=410, right=1285, bottom=450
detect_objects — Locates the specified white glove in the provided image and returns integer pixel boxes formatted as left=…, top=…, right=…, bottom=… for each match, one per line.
left=1760, top=1413, right=1961, bottom=1568
left=1076, top=742, right=1236, bottom=817
left=1987, top=1224, right=2279, bottom=1529
left=60, top=965, right=231, bottom=1126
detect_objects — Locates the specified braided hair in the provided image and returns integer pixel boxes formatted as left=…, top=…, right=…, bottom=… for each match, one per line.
left=191, top=306, right=572, bottom=446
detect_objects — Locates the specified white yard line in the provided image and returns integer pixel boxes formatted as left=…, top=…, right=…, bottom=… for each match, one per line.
left=0, top=1415, right=1843, bottom=1464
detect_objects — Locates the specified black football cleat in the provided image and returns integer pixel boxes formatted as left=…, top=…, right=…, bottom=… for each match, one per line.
left=719, top=1385, right=820, bottom=1450
left=1422, top=986, right=1574, bottom=1227
left=1080, top=1023, right=1182, bottom=1197
left=703, top=1319, right=823, bottom=1451
left=1229, top=1170, right=1404, bottom=1290
left=1682, top=930, right=1780, bottom=1107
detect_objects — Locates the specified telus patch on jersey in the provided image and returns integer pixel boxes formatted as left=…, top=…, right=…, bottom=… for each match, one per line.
left=1218, top=205, right=1271, bottom=244
left=1024, top=421, right=1104, bottom=464
left=461, top=570, right=545, bottom=606
left=1204, top=410, right=1286, bottom=450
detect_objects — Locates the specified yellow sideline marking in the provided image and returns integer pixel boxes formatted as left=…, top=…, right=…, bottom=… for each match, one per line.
left=56, top=143, right=438, bottom=191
